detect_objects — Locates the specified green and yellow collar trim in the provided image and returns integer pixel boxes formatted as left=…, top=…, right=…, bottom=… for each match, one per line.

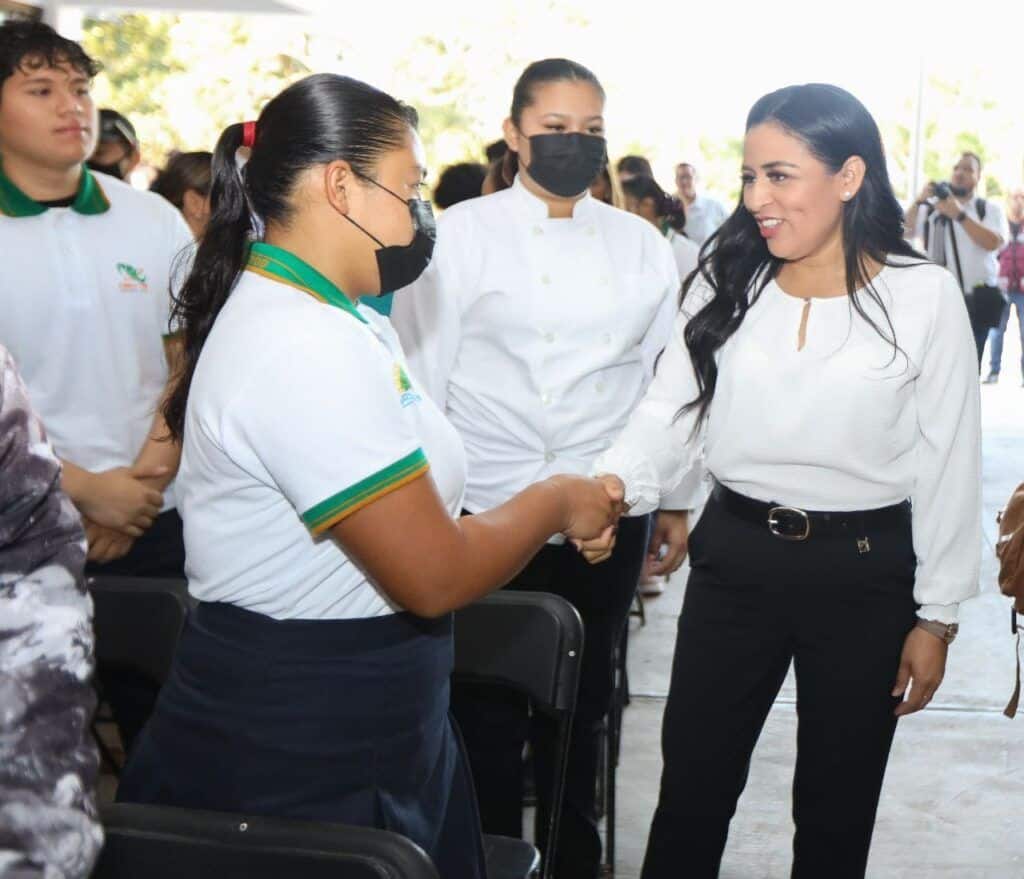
left=0, top=161, right=110, bottom=217
left=246, top=242, right=367, bottom=324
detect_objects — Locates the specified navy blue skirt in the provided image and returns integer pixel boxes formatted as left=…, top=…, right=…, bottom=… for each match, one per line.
left=118, top=602, right=485, bottom=878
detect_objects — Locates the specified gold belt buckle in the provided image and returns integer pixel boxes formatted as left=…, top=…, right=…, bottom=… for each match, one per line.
left=767, top=506, right=811, bottom=541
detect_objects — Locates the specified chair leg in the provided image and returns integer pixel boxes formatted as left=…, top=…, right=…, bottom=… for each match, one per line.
left=628, top=587, right=647, bottom=627
left=93, top=722, right=123, bottom=777
left=603, top=623, right=632, bottom=873
left=543, top=713, right=575, bottom=879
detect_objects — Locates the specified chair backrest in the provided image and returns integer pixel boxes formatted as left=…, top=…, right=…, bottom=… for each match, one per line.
left=88, top=576, right=191, bottom=685
left=94, top=803, right=439, bottom=879
left=452, top=590, right=583, bottom=715
left=453, top=591, right=584, bottom=879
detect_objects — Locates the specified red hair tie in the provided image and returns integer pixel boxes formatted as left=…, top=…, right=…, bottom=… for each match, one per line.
left=241, top=121, right=257, bottom=148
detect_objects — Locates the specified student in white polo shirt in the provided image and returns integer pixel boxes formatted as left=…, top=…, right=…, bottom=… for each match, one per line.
left=0, top=20, right=193, bottom=751
left=113, top=73, right=622, bottom=878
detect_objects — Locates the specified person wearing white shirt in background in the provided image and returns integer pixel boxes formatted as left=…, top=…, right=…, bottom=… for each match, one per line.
left=391, top=58, right=695, bottom=878
left=675, top=161, right=730, bottom=247
left=621, top=173, right=703, bottom=596
left=0, top=20, right=193, bottom=756
left=582, top=84, right=980, bottom=878
left=623, top=174, right=700, bottom=282
left=903, top=152, right=1008, bottom=369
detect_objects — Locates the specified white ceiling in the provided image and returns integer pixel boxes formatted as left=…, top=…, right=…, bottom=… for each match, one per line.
left=44, top=0, right=307, bottom=14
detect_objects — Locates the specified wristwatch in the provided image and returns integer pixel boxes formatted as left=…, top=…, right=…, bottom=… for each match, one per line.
left=956, top=210, right=968, bottom=223
left=916, top=619, right=959, bottom=645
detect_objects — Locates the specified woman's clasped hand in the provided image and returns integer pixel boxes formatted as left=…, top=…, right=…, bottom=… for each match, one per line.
left=566, top=473, right=626, bottom=563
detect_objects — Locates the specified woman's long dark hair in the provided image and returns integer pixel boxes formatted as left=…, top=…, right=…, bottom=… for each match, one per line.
left=622, top=174, right=686, bottom=233
left=163, top=73, right=414, bottom=440
left=682, top=83, right=925, bottom=425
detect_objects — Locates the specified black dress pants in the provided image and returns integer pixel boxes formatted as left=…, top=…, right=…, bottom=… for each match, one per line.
left=451, top=513, right=651, bottom=879
left=641, top=493, right=918, bottom=879
left=87, top=508, right=186, bottom=755
left=970, top=313, right=990, bottom=371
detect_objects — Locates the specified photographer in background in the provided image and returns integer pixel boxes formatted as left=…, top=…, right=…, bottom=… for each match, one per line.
left=905, top=152, right=1008, bottom=369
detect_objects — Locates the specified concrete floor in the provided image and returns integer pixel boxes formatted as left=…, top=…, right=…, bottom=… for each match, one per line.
left=609, top=329, right=1024, bottom=878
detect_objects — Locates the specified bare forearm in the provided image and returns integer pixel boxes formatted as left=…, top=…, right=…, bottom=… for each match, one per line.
left=960, top=217, right=1001, bottom=251
left=59, top=459, right=92, bottom=508
left=132, top=411, right=180, bottom=492
left=337, top=478, right=570, bottom=618
left=903, top=202, right=922, bottom=240
left=136, top=336, right=184, bottom=490
left=442, top=481, right=570, bottom=608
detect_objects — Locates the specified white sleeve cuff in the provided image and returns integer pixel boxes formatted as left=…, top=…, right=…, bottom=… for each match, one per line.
left=659, top=464, right=705, bottom=511
left=592, top=449, right=661, bottom=516
left=917, top=603, right=960, bottom=625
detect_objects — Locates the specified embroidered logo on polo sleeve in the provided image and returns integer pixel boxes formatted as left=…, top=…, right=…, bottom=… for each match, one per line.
left=394, top=363, right=421, bottom=408
left=117, top=263, right=149, bottom=293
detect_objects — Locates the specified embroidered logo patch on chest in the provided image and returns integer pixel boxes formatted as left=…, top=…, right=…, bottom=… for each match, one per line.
left=394, top=363, right=421, bottom=408
left=117, top=263, right=149, bottom=293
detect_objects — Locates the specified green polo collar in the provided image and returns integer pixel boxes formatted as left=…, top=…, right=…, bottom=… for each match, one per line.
left=0, top=161, right=110, bottom=217
left=245, top=242, right=367, bottom=324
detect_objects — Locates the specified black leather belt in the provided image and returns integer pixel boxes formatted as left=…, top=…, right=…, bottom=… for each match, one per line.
left=711, top=481, right=910, bottom=543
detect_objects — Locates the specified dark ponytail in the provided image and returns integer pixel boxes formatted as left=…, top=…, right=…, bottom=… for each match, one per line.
left=681, top=83, right=926, bottom=428
left=163, top=73, right=414, bottom=440
left=621, top=175, right=686, bottom=233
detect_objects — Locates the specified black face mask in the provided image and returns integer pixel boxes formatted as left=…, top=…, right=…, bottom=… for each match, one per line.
left=343, top=175, right=436, bottom=295
left=524, top=133, right=607, bottom=198
left=88, top=142, right=132, bottom=181
left=87, top=158, right=127, bottom=180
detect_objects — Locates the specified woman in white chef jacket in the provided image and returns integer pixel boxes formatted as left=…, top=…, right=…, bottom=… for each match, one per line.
left=584, top=84, right=981, bottom=879
left=391, top=58, right=695, bottom=877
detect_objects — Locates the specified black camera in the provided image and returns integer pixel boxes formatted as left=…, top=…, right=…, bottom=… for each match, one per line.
left=932, top=181, right=953, bottom=200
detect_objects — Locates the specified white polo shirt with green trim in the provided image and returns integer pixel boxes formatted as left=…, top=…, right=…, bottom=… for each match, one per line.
left=0, top=165, right=194, bottom=494
left=179, top=242, right=467, bottom=620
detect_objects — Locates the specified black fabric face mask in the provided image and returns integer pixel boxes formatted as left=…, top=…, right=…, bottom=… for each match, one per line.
left=524, top=133, right=607, bottom=198
left=344, top=176, right=436, bottom=295
left=87, top=159, right=127, bottom=180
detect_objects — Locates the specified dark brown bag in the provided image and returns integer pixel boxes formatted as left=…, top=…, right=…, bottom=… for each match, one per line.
left=996, top=482, right=1024, bottom=717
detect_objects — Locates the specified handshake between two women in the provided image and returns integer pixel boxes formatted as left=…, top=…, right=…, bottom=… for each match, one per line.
left=553, top=473, right=628, bottom=565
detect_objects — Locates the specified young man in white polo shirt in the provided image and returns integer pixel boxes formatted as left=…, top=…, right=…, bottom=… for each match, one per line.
left=0, top=20, right=193, bottom=750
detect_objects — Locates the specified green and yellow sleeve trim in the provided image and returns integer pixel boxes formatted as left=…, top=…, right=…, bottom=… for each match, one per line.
left=301, top=448, right=430, bottom=535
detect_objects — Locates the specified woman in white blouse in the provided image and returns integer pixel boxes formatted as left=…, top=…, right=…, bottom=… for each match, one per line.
left=622, top=174, right=701, bottom=285
left=392, top=58, right=694, bottom=877
left=587, top=84, right=981, bottom=878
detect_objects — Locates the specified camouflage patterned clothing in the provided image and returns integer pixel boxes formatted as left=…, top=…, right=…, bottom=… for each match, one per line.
left=0, top=345, right=102, bottom=879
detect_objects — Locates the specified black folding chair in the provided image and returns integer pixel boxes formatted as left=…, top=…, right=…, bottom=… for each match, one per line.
left=88, top=576, right=191, bottom=772
left=93, top=803, right=439, bottom=879
left=453, top=591, right=584, bottom=879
